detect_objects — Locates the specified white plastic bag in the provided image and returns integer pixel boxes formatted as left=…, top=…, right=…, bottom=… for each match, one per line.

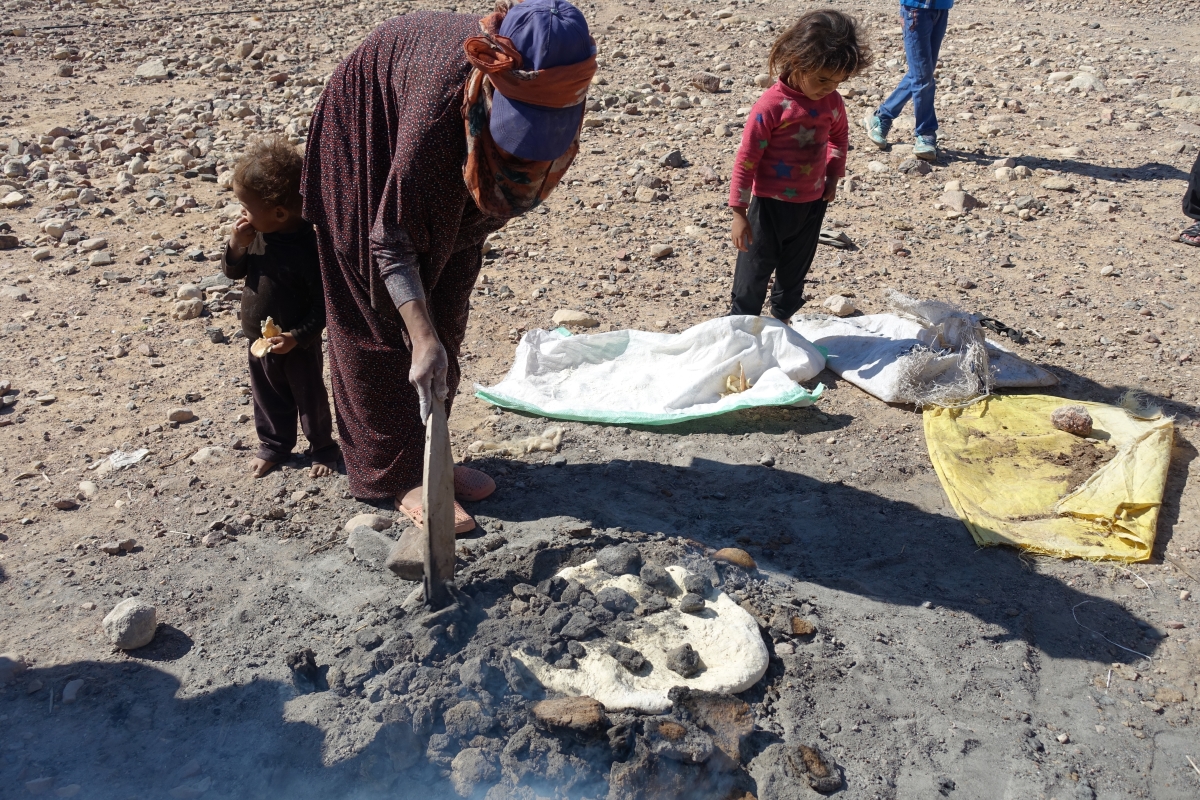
left=791, top=312, right=1057, bottom=405
left=476, top=315, right=825, bottom=425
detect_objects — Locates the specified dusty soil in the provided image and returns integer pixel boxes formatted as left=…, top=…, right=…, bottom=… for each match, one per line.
left=1, top=0, right=1199, bottom=797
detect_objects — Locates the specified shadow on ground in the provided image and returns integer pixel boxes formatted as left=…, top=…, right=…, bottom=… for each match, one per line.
left=467, top=451, right=1167, bottom=667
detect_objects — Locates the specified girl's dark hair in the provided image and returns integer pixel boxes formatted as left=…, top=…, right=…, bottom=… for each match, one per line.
left=769, top=9, right=873, bottom=81
left=232, top=135, right=303, bottom=211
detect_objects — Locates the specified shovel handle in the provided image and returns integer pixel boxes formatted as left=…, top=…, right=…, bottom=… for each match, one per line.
left=422, top=401, right=456, bottom=608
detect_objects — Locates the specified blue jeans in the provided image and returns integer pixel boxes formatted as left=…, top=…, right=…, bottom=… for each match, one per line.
left=877, top=6, right=949, bottom=137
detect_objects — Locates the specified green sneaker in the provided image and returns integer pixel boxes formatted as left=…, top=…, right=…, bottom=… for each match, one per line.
left=863, top=113, right=890, bottom=149
left=913, top=134, right=938, bottom=161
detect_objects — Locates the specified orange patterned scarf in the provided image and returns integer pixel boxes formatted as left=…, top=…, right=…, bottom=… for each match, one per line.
left=461, top=65, right=579, bottom=219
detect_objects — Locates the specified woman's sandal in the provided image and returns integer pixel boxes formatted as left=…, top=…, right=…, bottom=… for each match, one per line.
left=396, top=491, right=477, bottom=535
left=454, top=466, right=496, bottom=502
left=1180, top=222, right=1200, bottom=247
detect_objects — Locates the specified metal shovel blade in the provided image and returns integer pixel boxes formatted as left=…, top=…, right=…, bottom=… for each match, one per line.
left=422, top=401, right=456, bottom=608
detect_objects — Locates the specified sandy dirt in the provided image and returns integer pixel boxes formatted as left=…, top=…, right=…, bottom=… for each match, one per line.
left=1, top=0, right=1199, bottom=798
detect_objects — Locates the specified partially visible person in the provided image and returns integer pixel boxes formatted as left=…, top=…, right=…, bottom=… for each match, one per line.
left=222, top=136, right=339, bottom=480
left=863, top=0, right=951, bottom=161
left=727, top=9, right=870, bottom=322
left=1180, top=152, right=1200, bottom=246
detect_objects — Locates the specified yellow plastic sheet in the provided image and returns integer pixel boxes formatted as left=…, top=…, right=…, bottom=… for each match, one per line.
left=924, top=394, right=1174, bottom=562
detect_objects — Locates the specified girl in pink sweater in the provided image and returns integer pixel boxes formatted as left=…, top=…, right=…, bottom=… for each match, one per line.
left=728, top=10, right=872, bottom=320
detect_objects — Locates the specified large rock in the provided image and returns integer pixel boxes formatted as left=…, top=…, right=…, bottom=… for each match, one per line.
left=102, top=598, right=157, bottom=649
left=135, top=59, right=170, bottom=81
left=532, top=696, right=610, bottom=734
left=822, top=295, right=855, bottom=317
left=552, top=309, right=599, bottom=328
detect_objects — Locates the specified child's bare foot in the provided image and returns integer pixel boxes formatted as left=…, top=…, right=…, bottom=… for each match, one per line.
left=310, top=460, right=336, bottom=478
left=250, top=457, right=277, bottom=478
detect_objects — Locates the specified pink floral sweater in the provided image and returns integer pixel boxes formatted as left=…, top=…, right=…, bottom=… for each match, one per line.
left=728, top=80, right=849, bottom=208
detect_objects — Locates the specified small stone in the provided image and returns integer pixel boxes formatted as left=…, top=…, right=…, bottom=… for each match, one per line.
left=172, top=298, right=203, bottom=320
left=552, top=309, right=599, bottom=328
left=682, top=573, right=710, bottom=596
left=449, top=748, right=496, bottom=797
left=61, top=678, right=84, bottom=704
left=596, top=586, right=638, bottom=613
left=939, top=190, right=980, bottom=213
left=650, top=243, right=673, bottom=260
left=658, top=149, right=685, bottom=168
left=176, top=284, right=203, bottom=300
left=0, top=191, right=24, bottom=208
left=87, top=251, right=114, bottom=267
left=102, top=598, right=157, bottom=649
left=596, top=543, right=642, bottom=576
left=994, top=167, right=1017, bottom=182
left=1100, top=264, right=1117, bottom=277
left=607, top=642, right=646, bottom=673
left=754, top=73, right=773, bottom=88
left=822, top=295, right=855, bottom=317
left=639, top=564, right=679, bottom=595
left=54, top=498, right=79, bottom=510
left=1068, top=73, right=1106, bottom=93
left=666, top=643, right=701, bottom=677
left=679, top=593, right=706, bottom=614
left=1056, top=732, right=1070, bottom=744
left=99, top=541, right=122, bottom=555
left=712, top=547, right=756, bottom=569
left=819, top=717, right=841, bottom=734
left=0, top=652, right=29, bottom=686
left=634, top=186, right=658, bottom=203
left=201, top=531, right=224, bottom=548
left=532, top=696, right=610, bottom=733
left=190, top=447, right=222, bottom=465
left=80, top=602, right=96, bottom=611
left=759, top=453, right=775, bottom=467
left=791, top=618, right=816, bottom=636
left=1051, top=405, right=1093, bottom=437
left=690, top=72, right=721, bottom=93
left=1041, top=176, right=1074, bottom=192
left=168, top=408, right=195, bottom=423
left=956, top=277, right=977, bottom=289
left=1164, top=620, right=1185, bottom=629
left=25, top=778, right=54, bottom=795
left=135, top=59, right=170, bottom=81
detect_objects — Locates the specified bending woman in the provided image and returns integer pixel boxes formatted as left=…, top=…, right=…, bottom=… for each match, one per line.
left=301, top=0, right=594, bottom=574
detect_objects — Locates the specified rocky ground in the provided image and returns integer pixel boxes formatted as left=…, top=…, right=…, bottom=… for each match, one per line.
left=1, top=0, right=1200, bottom=797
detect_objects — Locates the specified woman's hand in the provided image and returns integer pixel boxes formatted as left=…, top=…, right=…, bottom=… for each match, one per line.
left=267, top=332, right=297, bottom=355
left=731, top=207, right=752, bottom=252
left=398, top=298, right=448, bottom=424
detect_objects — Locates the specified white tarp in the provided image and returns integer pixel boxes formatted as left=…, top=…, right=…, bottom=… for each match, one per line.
left=476, top=315, right=825, bottom=425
